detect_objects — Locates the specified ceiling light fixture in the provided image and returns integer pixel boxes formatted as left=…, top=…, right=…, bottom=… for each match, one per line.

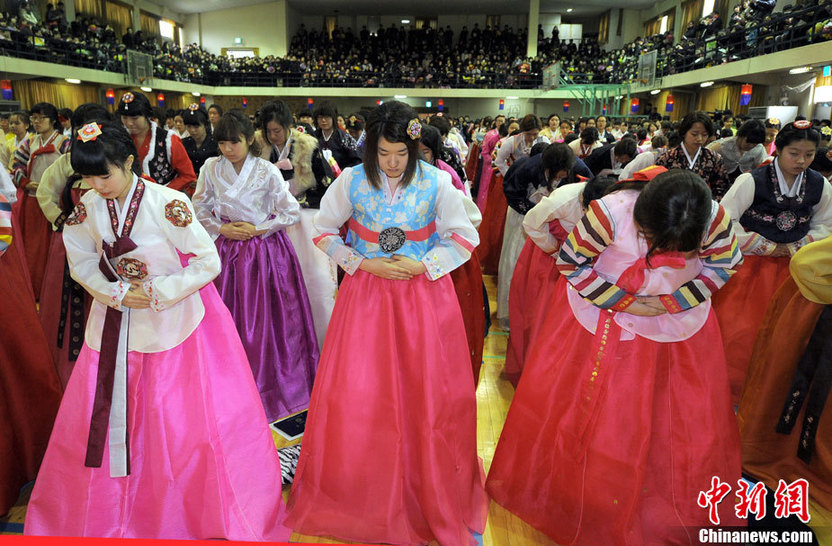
left=700, top=81, right=714, bottom=88
left=506, top=95, right=519, bottom=100
left=566, top=8, right=573, bottom=12
left=650, top=89, right=661, bottom=95
left=789, top=66, right=813, bottom=75
left=140, top=86, right=152, bottom=92
left=65, top=78, right=81, bottom=84
left=401, top=19, right=410, bottom=24
left=191, top=91, right=201, bottom=96
left=394, top=94, right=407, bottom=99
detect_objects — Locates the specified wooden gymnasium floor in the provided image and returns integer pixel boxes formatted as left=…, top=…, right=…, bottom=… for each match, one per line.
left=4, top=275, right=829, bottom=543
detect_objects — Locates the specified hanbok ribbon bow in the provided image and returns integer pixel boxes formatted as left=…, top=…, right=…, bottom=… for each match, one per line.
left=102, top=236, right=138, bottom=259
left=617, top=251, right=687, bottom=293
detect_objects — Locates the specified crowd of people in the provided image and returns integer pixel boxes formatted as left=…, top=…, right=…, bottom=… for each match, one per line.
left=2, top=0, right=832, bottom=88
left=2, top=86, right=832, bottom=544
left=1, top=0, right=832, bottom=543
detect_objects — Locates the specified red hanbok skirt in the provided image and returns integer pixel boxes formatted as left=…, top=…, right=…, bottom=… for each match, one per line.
left=451, top=252, right=486, bottom=385
left=476, top=172, right=507, bottom=275
left=0, top=230, right=61, bottom=515
left=505, top=239, right=561, bottom=387
left=465, top=142, right=480, bottom=183
left=287, top=270, right=487, bottom=546
left=12, top=190, right=51, bottom=299
left=712, top=255, right=792, bottom=406
left=488, top=281, right=744, bottom=544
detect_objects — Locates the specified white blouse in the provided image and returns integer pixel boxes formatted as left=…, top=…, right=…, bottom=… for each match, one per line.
left=523, top=181, right=586, bottom=254
left=494, top=133, right=551, bottom=176
left=192, top=154, right=300, bottom=240
left=568, top=138, right=603, bottom=159
left=720, top=161, right=832, bottom=256
left=63, top=176, right=221, bottom=353
left=619, top=149, right=663, bottom=181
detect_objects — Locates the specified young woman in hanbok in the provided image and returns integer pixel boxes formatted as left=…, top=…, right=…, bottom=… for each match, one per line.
left=477, top=120, right=519, bottom=275
left=655, top=111, right=730, bottom=200
left=181, top=104, right=219, bottom=178
left=11, top=102, right=70, bottom=298
left=714, top=121, right=832, bottom=406
left=192, top=110, right=319, bottom=421
left=487, top=169, right=745, bottom=544
left=494, top=115, right=550, bottom=330
left=474, top=116, right=503, bottom=211
left=287, top=101, right=487, bottom=546
left=505, top=169, right=614, bottom=387
left=36, top=103, right=110, bottom=387
left=24, top=122, right=290, bottom=540
left=255, top=99, right=335, bottom=348
left=420, top=123, right=486, bottom=383
left=764, top=117, right=781, bottom=157
left=117, top=92, right=196, bottom=194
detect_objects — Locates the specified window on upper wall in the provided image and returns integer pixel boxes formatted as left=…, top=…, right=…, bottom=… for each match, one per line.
left=415, top=18, right=437, bottom=30
left=486, top=15, right=500, bottom=29
left=659, top=15, right=668, bottom=34
left=702, top=0, right=716, bottom=17
left=159, top=19, right=174, bottom=39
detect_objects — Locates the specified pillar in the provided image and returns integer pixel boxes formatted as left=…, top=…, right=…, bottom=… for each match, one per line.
left=526, top=0, right=539, bottom=58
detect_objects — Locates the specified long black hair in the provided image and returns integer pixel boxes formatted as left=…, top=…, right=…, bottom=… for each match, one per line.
left=61, top=104, right=113, bottom=219
left=419, top=123, right=442, bottom=166
left=259, top=100, right=293, bottom=144
left=627, top=169, right=713, bottom=264
left=581, top=175, right=616, bottom=209
left=541, top=143, right=577, bottom=191
left=182, top=105, right=210, bottom=129
left=70, top=122, right=141, bottom=178
left=363, top=100, right=422, bottom=190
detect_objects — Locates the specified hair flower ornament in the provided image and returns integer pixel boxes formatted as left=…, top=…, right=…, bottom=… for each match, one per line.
left=407, top=118, right=422, bottom=140
left=767, top=117, right=780, bottom=126
left=793, top=120, right=812, bottom=130
left=188, top=103, right=200, bottom=111
left=77, top=123, right=103, bottom=142
left=122, top=92, right=134, bottom=104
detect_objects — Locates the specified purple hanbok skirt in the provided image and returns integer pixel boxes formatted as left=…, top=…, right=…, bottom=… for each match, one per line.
left=215, top=230, right=319, bottom=421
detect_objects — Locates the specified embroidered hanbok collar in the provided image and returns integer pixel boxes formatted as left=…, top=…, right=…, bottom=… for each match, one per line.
left=773, top=158, right=805, bottom=200
left=221, top=154, right=258, bottom=201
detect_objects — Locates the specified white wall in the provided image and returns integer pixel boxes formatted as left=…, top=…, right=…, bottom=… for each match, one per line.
left=620, top=8, right=644, bottom=45
left=186, top=0, right=289, bottom=57
left=182, top=12, right=199, bottom=46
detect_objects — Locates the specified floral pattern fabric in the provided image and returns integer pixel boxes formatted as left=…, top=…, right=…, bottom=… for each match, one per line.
left=655, top=146, right=730, bottom=200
